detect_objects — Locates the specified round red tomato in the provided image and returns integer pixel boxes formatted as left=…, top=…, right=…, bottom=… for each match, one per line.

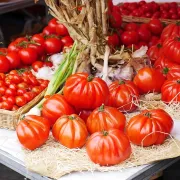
left=6, top=96, right=15, bottom=105
left=52, top=114, right=88, bottom=148
left=161, top=78, right=180, bottom=103
left=56, top=23, right=69, bottom=36
left=107, top=33, right=119, bottom=48
left=44, top=37, right=63, bottom=55
left=16, top=115, right=50, bottom=150
left=0, top=55, right=10, bottom=73
left=1, top=100, right=13, bottom=110
left=23, top=92, right=36, bottom=102
left=126, top=109, right=173, bottom=146
left=5, top=88, right=16, bottom=97
left=148, top=36, right=160, bottom=47
left=32, top=61, right=44, bottom=72
left=133, top=67, right=166, bottom=94
left=6, top=51, right=21, bottom=69
left=42, top=26, right=56, bottom=35
left=63, top=73, right=109, bottom=110
left=61, top=36, right=74, bottom=47
left=148, top=19, right=163, bottom=36
left=109, top=10, right=122, bottom=28
left=86, top=129, right=131, bottom=166
left=124, top=23, right=139, bottom=31
left=108, top=80, right=139, bottom=112
left=31, top=34, right=45, bottom=45
left=121, top=31, right=139, bottom=46
left=15, top=96, right=27, bottom=107
left=86, top=104, right=126, bottom=134
left=17, top=88, right=27, bottom=96
left=48, top=18, right=58, bottom=33
left=0, top=86, right=6, bottom=96
left=137, top=27, right=152, bottom=42
left=27, top=43, right=45, bottom=57
left=42, top=94, right=75, bottom=126
left=19, top=47, right=38, bottom=65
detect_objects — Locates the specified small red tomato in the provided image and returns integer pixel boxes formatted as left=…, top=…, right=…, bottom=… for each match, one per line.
left=17, top=88, right=27, bottom=96
left=48, top=18, right=58, bottom=33
left=56, top=23, right=69, bottom=36
left=0, top=86, right=6, bottom=96
left=9, top=70, right=18, bottom=75
left=32, top=86, right=43, bottom=94
left=17, top=82, right=28, bottom=89
left=124, top=23, right=139, bottom=31
left=148, top=19, right=164, bottom=36
left=15, top=96, right=27, bottom=107
left=5, top=88, right=16, bottom=97
left=107, top=33, right=119, bottom=48
left=0, top=73, right=5, bottom=81
left=12, top=105, right=19, bottom=111
left=9, top=84, right=17, bottom=91
left=42, top=26, right=56, bottom=35
left=137, top=27, right=152, bottom=42
left=12, top=75, right=22, bottom=84
left=23, top=92, right=36, bottom=102
left=2, top=100, right=13, bottom=110
left=61, top=36, right=74, bottom=47
left=6, top=96, right=16, bottom=105
left=27, top=43, right=45, bottom=57
left=0, top=55, right=10, bottom=73
left=1, top=96, right=7, bottom=101
left=121, top=31, right=139, bottom=46
left=148, top=36, right=160, bottom=48
left=0, top=80, right=5, bottom=87
left=32, top=61, right=44, bottom=72
left=44, top=61, right=53, bottom=67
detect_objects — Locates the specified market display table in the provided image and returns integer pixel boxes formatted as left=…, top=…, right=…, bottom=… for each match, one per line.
left=0, top=120, right=180, bottom=180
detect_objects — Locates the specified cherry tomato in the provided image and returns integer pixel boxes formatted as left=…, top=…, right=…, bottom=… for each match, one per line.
left=61, top=36, right=74, bottom=47
left=12, top=75, right=22, bottom=84
left=19, top=47, right=38, bottom=65
left=14, top=37, right=28, bottom=43
left=0, top=55, right=10, bottom=73
left=42, top=26, right=56, bottom=35
left=0, top=80, right=5, bottom=87
left=121, top=31, right=139, bottom=46
left=5, top=88, right=16, bottom=97
left=9, top=70, right=18, bottom=75
left=28, top=75, right=39, bottom=86
left=0, top=86, right=6, bottom=96
left=32, top=86, right=43, bottom=94
left=44, top=37, right=63, bottom=55
left=12, top=105, right=19, bottom=111
left=56, top=23, right=69, bottom=36
left=32, top=61, right=44, bottom=72
left=2, top=96, right=7, bottom=101
left=0, top=73, right=5, bottom=81
left=44, top=61, right=53, bottom=67
left=6, top=51, right=21, bottom=69
left=2, top=100, right=13, bottom=110
left=31, top=34, right=45, bottom=45
left=6, top=96, right=15, bottom=105
left=23, top=92, right=36, bottom=102
left=17, top=88, right=27, bottom=96
left=124, top=23, right=139, bottom=31
left=15, top=96, right=27, bottom=107
left=9, top=84, right=17, bottom=91
left=107, top=33, right=119, bottom=48
left=148, top=19, right=164, bottom=36
left=17, top=82, right=28, bottom=89
left=48, top=18, right=58, bottom=33
left=148, top=36, right=160, bottom=48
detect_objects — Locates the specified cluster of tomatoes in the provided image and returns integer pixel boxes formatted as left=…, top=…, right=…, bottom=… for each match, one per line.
left=0, top=18, right=73, bottom=74
left=0, top=70, right=49, bottom=111
left=108, top=2, right=164, bottom=49
left=119, top=1, right=180, bottom=20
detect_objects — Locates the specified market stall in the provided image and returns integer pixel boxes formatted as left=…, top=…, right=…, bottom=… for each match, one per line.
left=1, top=0, right=180, bottom=179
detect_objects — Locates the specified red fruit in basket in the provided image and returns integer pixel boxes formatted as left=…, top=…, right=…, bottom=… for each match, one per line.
left=121, top=31, right=139, bottom=46
left=171, top=14, right=179, bottom=20
left=1, top=100, right=13, bottom=110
left=17, top=88, right=27, bottom=96
left=152, top=12, right=161, bottom=18
left=148, top=36, right=159, bottom=47
left=56, top=23, right=69, bottom=36
left=109, top=10, right=122, bottom=28
left=145, top=12, right=152, bottom=18
left=16, top=115, right=50, bottom=150
left=32, top=61, right=44, bottom=72
left=107, top=33, right=119, bottom=48
left=6, top=96, right=16, bottom=105
left=0, top=55, right=10, bottom=73
left=0, top=86, right=6, bottom=96
left=5, top=88, right=16, bottom=97
left=61, top=36, right=74, bottom=46
left=12, top=105, right=19, bottom=111
left=15, top=96, right=27, bottom=107
left=148, top=19, right=163, bottom=36
left=161, top=12, right=170, bottom=19
left=138, top=41, right=148, bottom=48
left=124, top=23, right=139, bottom=31
left=23, top=92, right=36, bottom=102
left=137, top=27, right=151, bottom=42
left=48, top=18, right=58, bottom=33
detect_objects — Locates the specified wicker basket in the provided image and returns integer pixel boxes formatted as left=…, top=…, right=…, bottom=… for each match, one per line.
left=0, top=89, right=46, bottom=130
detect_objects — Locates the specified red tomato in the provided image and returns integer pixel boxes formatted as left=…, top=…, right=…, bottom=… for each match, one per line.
left=78, top=110, right=92, bottom=123
left=5, top=88, right=16, bottom=97
left=8, top=41, right=21, bottom=53
left=23, top=92, right=36, bottom=102
left=108, top=80, right=139, bottom=112
left=161, top=65, right=180, bottom=80
left=16, top=115, right=50, bottom=150
left=27, top=43, right=45, bottom=57
left=32, top=61, right=44, bottom=72
left=52, top=114, right=88, bottom=148
left=109, top=10, right=122, bottom=28
left=56, top=23, right=69, bottom=36
left=6, top=52, right=21, bottom=69
left=9, top=70, right=18, bottom=75
left=14, top=37, right=28, bottom=43
left=124, top=23, right=139, bottom=31
left=148, top=19, right=164, bottom=36
left=31, top=86, right=43, bottom=94
left=17, top=82, right=28, bottom=89
left=0, top=73, right=5, bottom=81
left=86, top=129, right=131, bottom=166
left=15, top=96, right=27, bottom=107
left=31, top=34, right=45, bottom=45
left=148, top=36, right=160, bottom=47
left=0, top=55, right=10, bottom=73
left=0, top=86, right=6, bottom=96
left=9, top=84, right=17, bottom=91
left=12, top=105, right=19, bottom=111
left=19, top=47, right=38, bottom=65
left=137, top=27, right=152, bottom=42
left=12, top=75, right=22, bottom=84
left=133, top=67, right=166, bottom=94
left=121, top=31, right=139, bottom=46
left=44, top=61, right=53, bottom=67
left=126, top=109, right=173, bottom=146
left=17, top=88, right=27, bottom=96
left=44, top=37, right=63, bottom=55
left=1, top=100, right=13, bottom=110
left=48, top=18, right=58, bottom=33
left=0, top=80, right=5, bottom=87
left=0, top=48, right=7, bottom=54
left=61, top=36, right=74, bottom=47
left=28, top=75, right=39, bottom=86
left=42, top=26, right=56, bottom=35
left=6, top=96, right=15, bottom=105
left=63, top=73, right=109, bottom=110
left=107, top=33, right=119, bottom=48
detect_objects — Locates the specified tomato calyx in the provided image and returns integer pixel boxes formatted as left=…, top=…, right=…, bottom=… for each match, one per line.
left=87, top=75, right=94, bottom=82
left=157, top=43, right=162, bottom=49
left=98, top=104, right=105, bottom=112
left=176, top=21, right=180, bottom=26
left=119, top=80, right=125, bottom=85
left=175, top=37, right=180, bottom=42
left=144, top=112, right=151, bottom=118
left=176, top=80, right=180, bottom=84
left=0, top=52, right=6, bottom=56
left=69, top=115, right=76, bottom=120
left=44, top=34, right=60, bottom=40
left=162, top=67, right=169, bottom=75
left=102, top=130, right=109, bottom=136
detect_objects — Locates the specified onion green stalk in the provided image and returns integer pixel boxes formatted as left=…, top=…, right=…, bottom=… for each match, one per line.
left=36, top=41, right=80, bottom=108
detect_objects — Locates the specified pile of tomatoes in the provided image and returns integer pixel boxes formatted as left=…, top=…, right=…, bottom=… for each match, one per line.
left=119, top=1, right=180, bottom=20
left=0, top=70, right=49, bottom=111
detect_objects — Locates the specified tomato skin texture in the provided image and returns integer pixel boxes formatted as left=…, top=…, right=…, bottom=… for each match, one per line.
left=124, top=23, right=139, bottom=31
left=63, top=73, right=109, bottom=110
left=15, top=96, right=27, bottom=107
left=126, top=109, right=173, bottom=146
left=1, top=100, right=13, bottom=110
left=161, top=78, right=180, bottom=103
left=19, top=47, right=38, bottom=65
left=5, top=88, right=16, bottom=97
left=56, top=23, right=69, bottom=36
left=28, top=43, right=45, bottom=57
left=42, top=94, right=75, bottom=126
left=161, top=23, right=180, bottom=42
left=86, top=129, right=132, bottom=166
left=86, top=105, right=126, bottom=134
left=78, top=110, right=92, bottom=123
left=137, top=27, right=152, bottom=42
left=133, top=67, right=166, bottom=94
left=42, top=26, right=56, bottom=35
left=52, top=114, right=88, bottom=148
left=32, top=61, right=44, bottom=72
left=107, top=33, right=119, bottom=48
left=163, top=37, right=180, bottom=64
left=109, top=10, right=122, bottom=28
left=48, top=18, right=58, bottom=33
left=32, top=34, right=45, bottom=45
left=148, top=19, right=163, bottom=36
left=108, top=80, right=139, bottom=112
left=6, top=52, right=21, bottom=69
left=0, top=55, right=10, bottom=73
left=121, top=31, right=139, bottom=46
left=44, top=37, right=63, bottom=55
left=61, top=36, right=74, bottom=46
left=16, top=115, right=50, bottom=150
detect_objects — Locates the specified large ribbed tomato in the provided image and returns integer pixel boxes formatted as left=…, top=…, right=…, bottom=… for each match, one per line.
left=147, top=43, right=163, bottom=64
left=108, top=80, right=139, bottom=112
left=86, top=129, right=131, bottom=166
left=16, top=115, right=50, bottom=150
left=126, top=109, right=173, bottom=147
left=161, top=23, right=180, bottom=42
left=52, top=114, right=88, bottom=148
left=133, top=67, right=166, bottom=94
left=86, top=104, right=126, bottom=134
left=63, top=73, right=109, bottom=110
left=163, top=37, right=180, bottom=64
left=42, top=94, right=74, bottom=126
left=161, top=78, right=180, bottom=103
